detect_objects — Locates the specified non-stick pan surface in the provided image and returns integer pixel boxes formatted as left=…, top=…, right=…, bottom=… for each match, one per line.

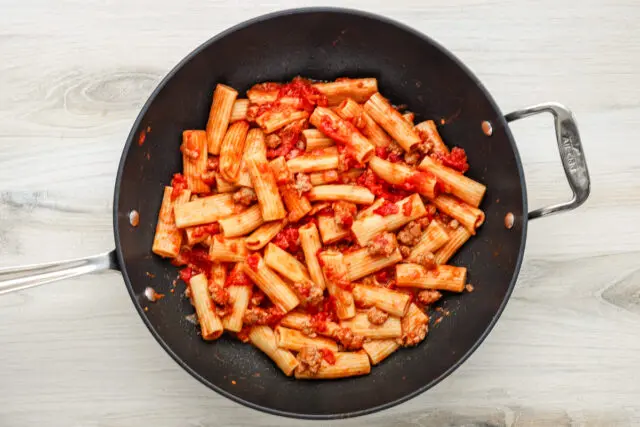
left=114, top=8, right=527, bottom=419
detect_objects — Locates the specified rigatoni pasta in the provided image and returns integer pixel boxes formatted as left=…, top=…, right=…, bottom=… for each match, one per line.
left=152, top=76, right=488, bottom=381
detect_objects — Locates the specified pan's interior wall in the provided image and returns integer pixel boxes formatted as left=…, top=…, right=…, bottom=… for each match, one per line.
left=114, top=9, right=526, bottom=418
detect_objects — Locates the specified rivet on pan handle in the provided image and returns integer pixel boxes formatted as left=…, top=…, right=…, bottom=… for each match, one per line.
left=505, top=102, right=591, bottom=220
left=0, top=251, right=119, bottom=295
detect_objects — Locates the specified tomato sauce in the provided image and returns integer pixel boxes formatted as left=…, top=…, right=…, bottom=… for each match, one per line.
left=433, top=147, right=469, bottom=173
left=191, top=223, right=220, bottom=238
left=373, top=200, right=399, bottom=216
left=267, top=119, right=307, bottom=160
left=319, top=348, right=337, bottom=365
left=170, top=173, right=188, bottom=200
left=402, top=200, right=413, bottom=216
left=277, top=77, right=327, bottom=112
left=175, top=247, right=211, bottom=281
left=272, top=226, right=300, bottom=252
left=246, top=254, right=260, bottom=271
left=356, top=169, right=410, bottom=203
left=225, top=267, right=252, bottom=287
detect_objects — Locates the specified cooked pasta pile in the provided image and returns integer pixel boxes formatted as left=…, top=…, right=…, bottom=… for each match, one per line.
left=151, top=77, right=486, bottom=379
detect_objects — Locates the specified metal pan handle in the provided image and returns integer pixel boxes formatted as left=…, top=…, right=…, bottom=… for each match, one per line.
left=505, top=102, right=590, bottom=220
left=0, top=251, right=119, bottom=295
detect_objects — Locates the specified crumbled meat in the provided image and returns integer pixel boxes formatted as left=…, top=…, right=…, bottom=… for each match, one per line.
left=334, top=327, right=365, bottom=351
left=300, top=321, right=318, bottom=338
left=417, top=290, right=442, bottom=305
left=367, top=232, right=398, bottom=257
left=426, top=204, right=436, bottom=217
left=243, top=308, right=270, bottom=326
left=292, top=280, right=324, bottom=306
left=399, top=245, right=412, bottom=258
left=294, top=173, right=312, bottom=195
left=449, top=219, right=460, bottom=229
left=465, top=284, right=475, bottom=293
left=296, top=345, right=323, bottom=376
left=388, top=141, right=404, bottom=157
left=416, top=216, right=431, bottom=230
left=397, top=221, right=422, bottom=246
left=361, top=275, right=378, bottom=287
left=208, top=283, right=230, bottom=306
left=333, top=201, right=357, bottom=227
left=200, top=169, right=216, bottom=185
left=250, top=290, right=265, bottom=307
left=414, top=251, right=436, bottom=270
left=215, top=305, right=229, bottom=318
left=404, top=150, right=421, bottom=165
left=398, top=314, right=428, bottom=347
left=367, top=307, right=389, bottom=325
left=233, top=187, right=257, bottom=206
left=416, top=139, right=434, bottom=155
left=266, top=133, right=282, bottom=149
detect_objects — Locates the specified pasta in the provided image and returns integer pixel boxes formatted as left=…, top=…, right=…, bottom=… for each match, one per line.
left=151, top=76, right=487, bottom=380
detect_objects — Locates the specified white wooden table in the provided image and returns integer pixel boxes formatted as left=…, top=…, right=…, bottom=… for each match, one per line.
left=1, top=1, right=639, bottom=425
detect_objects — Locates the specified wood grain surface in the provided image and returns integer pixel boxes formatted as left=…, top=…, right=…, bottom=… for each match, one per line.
left=1, top=0, right=639, bottom=426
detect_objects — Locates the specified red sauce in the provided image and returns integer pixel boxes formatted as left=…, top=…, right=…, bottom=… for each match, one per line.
left=433, top=147, right=469, bottom=173
left=246, top=254, right=260, bottom=271
left=375, top=267, right=396, bottom=285
left=138, top=129, right=147, bottom=146
left=277, top=77, right=328, bottom=112
left=337, top=144, right=363, bottom=170
left=176, top=247, right=212, bottom=279
left=170, top=173, right=188, bottom=200
left=375, top=146, right=389, bottom=159
left=272, top=226, right=300, bottom=252
left=251, top=82, right=282, bottom=93
left=373, top=200, right=400, bottom=216
left=225, top=268, right=252, bottom=287
left=316, top=206, right=335, bottom=216
left=398, top=171, right=433, bottom=193
left=356, top=169, right=410, bottom=203
left=191, top=223, right=220, bottom=238
left=388, top=153, right=403, bottom=163
left=310, top=312, right=329, bottom=332
left=179, top=267, right=194, bottom=283
left=265, top=306, right=285, bottom=328
left=236, top=326, right=251, bottom=343
left=267, top=120, right=306, bottom=160
left=402, top=200, right=413, bottom=216
left=319, top=348, right=337, bottom=365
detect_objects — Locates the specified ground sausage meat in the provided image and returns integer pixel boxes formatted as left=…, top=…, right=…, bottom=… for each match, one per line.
left=397, top=221, right=422, bottom=246
left=367, top=232, right=398, bottom=257
left=292, top=280, right=324, bottom=306
left=242, top=308, right=269, bottom=326
left=367, top=307, right=389, bottom=325
left=233, top=187, right=257, bottom=206
left=334, top=327, right=365, bottom=351
left=414, top=251, right=436, bottom=270
left=399, top=315, right=428, bottom=347
left=294, top=173, right=312, bottom=195
left=417, top=289, right=442, bottom=305
left=265, top=133, right=282, bottom=149
left=404, top=150, right=421, bottom=165
left=399, top=244, right=412, bottom=258
left=296, top=345, right=323, bottom=376
left=333, top=201, right=357, bottom=228
left=208, top=284, right=230, bottom=306
left=416, top=216, right=431, bottom=230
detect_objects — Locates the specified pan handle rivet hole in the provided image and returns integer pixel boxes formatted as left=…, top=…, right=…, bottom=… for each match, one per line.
left=481, top=120, right=493, bottom=136
left=129, top=210, right=140, bottom=227
left=504, top=212, right=514, bottom=229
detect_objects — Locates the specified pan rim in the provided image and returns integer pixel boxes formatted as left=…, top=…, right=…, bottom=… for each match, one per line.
left=113, top=6, right=528, bottom=420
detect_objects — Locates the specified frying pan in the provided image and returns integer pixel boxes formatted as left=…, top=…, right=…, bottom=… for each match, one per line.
left=0, top=8, right=590, bottom=419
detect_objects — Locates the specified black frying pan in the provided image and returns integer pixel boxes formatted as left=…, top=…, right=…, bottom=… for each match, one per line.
left=0, top=8, right=590, bottom=419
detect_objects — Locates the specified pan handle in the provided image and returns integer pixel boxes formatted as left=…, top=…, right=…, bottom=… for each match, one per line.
left=505, top=102, right=590, bottom=220
left=0, top=251, right=119, bottom=296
